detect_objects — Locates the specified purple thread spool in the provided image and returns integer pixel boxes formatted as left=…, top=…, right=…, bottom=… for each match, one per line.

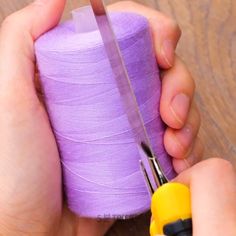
left=35, top=6, right=176, bottom=219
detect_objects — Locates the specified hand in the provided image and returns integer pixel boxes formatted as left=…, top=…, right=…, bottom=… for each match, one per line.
left=109, top=1, right=203, bottom=174
left=0, top=0, right=202, bottom=235
left=173, top=158, right=236, bottom=236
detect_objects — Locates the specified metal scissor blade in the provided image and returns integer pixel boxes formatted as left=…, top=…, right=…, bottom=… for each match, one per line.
left=90, top=0, right=168, bottom=187
left=140, top=160, right=155, bottom=195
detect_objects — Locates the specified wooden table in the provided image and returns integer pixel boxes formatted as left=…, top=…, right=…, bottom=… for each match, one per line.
left=1, top=0, right=235, bottom=235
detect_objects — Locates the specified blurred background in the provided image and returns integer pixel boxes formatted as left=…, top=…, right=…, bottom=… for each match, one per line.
left=0, top=0, right=235, bottom=235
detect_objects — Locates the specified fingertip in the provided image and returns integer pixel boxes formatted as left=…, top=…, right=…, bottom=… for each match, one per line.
left=152, top=18, right=181, bottom=69
left=173, top=137, right=204, bottom=173
left=156, top=40, right=175, bottom=69
left=160, top=58, right=195, bottom=129
left=170, top=93, right=191, bottom=125
left=30, top=0, right=66, bottom=39
left=160, top=93, right=187, bottom=130
left=164, top=128, right=185, bottom=158
left=161, top=108, right=185, bottom=130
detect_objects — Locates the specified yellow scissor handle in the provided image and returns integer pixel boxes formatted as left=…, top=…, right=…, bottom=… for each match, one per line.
left=150, top=182, right=191, bottom=236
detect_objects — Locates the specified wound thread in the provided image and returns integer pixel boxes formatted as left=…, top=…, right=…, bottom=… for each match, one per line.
left=35, top=7, right=176, bottom=218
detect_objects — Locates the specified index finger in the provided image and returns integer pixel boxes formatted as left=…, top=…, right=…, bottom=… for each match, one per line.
left=108, top=1, right=181, bottom=69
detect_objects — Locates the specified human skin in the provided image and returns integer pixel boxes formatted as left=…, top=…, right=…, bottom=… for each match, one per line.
left=155, top=158, right=236, bottom=236
left=177, top=158, right=236, bottom=236
left=0, top=0, right=202, bottom=235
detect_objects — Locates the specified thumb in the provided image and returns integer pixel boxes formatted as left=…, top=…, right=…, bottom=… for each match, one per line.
left=22, top=0, right=66, bottom=40
left=175, top=158, right=236, bottom=236
left=0, top=0, right=66, bottom=99
left=1, top=0, right=66, bottom=40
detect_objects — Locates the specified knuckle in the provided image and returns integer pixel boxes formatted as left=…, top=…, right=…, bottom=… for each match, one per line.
left=163, top=17, right=182, bottom=38
left=201, top=158, right=234, bottom=177
left=118, top=1, right=136, bottom=8
left=177, top=57, right=196, bottom=92
left=213, top=158, right=234, bottom=172
left=190, top=158, right=236, bottom=190
left=1, top=14, right=18, bottom=29
left=0, top=13, right=24, bottom=36
left=0, top=13, right=30, bottom=40
left=185, top=74, right=195, bottom=95
left=186, top=74, right=195, bottom=93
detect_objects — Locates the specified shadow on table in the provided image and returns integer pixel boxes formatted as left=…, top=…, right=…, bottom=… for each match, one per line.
left=106, top=211, right=151, bottom=236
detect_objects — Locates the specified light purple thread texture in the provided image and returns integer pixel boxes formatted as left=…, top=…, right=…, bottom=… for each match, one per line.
left=35, top=11, right=176, bottom=219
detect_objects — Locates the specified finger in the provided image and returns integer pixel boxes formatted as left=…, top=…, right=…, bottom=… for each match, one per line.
left=160, top=57, right=195, bottom=129
left=108, top=1, right=181, bottom=69
left=173, top=137, right=204, bottom=173
left=1, top=0, right=66, bottom=39
left=0, top=0, right=65, bottom=97
left=175, top=158, right=236, bottom=236
left=164, top=103, right=201, bottom=158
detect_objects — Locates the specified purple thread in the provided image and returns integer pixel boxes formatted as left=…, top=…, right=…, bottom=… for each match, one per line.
left=35, top=10, right=176, bottom=218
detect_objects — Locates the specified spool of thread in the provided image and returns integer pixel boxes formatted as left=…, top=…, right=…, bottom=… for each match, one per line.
left=35, top=6, right=176, bottom=219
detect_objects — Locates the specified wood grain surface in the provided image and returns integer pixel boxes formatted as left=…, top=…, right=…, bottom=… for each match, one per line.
left=0, top=0, right=235, bottom=235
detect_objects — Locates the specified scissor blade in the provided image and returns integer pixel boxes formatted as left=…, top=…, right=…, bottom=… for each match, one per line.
left=90, top=0, right=150, bottom=148
left=90, top=0, right=168, bottom=186
left=140, top=160, right=155, bottom=195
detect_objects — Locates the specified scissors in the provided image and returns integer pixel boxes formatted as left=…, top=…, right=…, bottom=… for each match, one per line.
left=90, top=1, right=192, bottom=235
